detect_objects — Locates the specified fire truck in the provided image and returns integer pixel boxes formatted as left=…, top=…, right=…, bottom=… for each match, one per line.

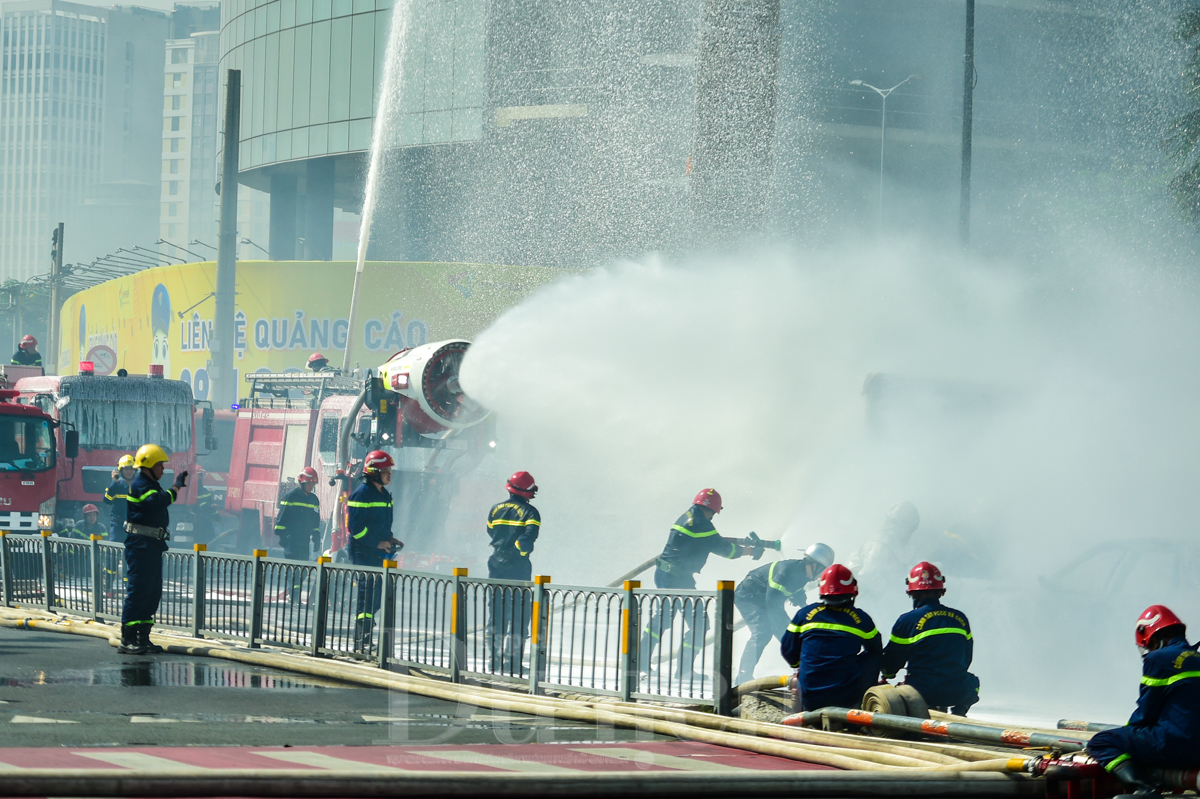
left=0, top=366, right=79, bottom=533
left=224, top=340, right=495, bottom=569
left=11, top=363, right=215, bottom=537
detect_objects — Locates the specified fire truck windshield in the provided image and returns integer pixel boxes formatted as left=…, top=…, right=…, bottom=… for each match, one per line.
left=67, top=400, right=193, bottom=453
left=0, top=417, right=55, bottom=472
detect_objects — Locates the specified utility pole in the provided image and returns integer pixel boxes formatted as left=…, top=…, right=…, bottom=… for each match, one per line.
left=959, top=0, right=975, bottom=246
left=48, top=222, right=63, bottom=374
left=214, top=69, right=241, bottom=407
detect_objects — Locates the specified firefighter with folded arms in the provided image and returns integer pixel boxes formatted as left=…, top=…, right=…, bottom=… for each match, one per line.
left=734, top=543, right=835, bottom=686
left=485, top=471, right=541, bottom=671
left=880, top=562, right=979, bottom=715
left=118, top=444, right=186, bottom=656
left=1085, top=605, right=1200, bottom=792
left=346, top=451, right=403, bottom=649
left=641, top=489, right=780, bottom=677
left=780, top=563, right=882, bottom=711
left=104, top=455, right=136, bottom=543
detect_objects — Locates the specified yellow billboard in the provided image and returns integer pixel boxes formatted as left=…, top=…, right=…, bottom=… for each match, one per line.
left=57, top=261, right=563, bottom=401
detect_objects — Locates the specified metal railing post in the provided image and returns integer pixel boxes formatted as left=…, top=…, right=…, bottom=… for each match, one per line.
left=310, top=556, right=330, bottom=657
left=713, top=580, right=736, bottom=716
left=40, top=531, right=53, bottom=612
left=191, top=544, right=206, bottom=638
left=89, top=535, right=102, bottom=619
left=0, top=532, right=11, bottom=607
left=449, top=567, right=467, bottom=684
left=528, top=575, right=550, bottom=695
left=376, top=560, right=396, bottom=669
left=249, top=549, right=266, bottom=648
left=620, top=580, right=641, bottom=702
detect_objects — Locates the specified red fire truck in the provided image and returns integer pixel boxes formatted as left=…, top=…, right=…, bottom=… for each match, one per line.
left=12, top=364, right=214, bottom=537
left=224, top=340, right=495, bottom=569
left=0, top=366, right=79, bottom=533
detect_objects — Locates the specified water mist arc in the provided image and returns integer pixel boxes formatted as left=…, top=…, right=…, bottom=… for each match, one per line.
left=342, top=0, right=412, bottom=372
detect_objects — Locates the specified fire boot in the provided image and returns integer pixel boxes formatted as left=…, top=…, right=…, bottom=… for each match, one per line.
left=137, top=625, right=165, bottom=655
left=354, top=617, right=375, bottom=652
left=116, top=624, right=146, bottom=655
left=1110, top=759, right=1161, bottom=798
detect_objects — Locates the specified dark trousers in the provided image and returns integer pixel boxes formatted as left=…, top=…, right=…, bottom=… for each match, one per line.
left=909, top=673, right=981, bottom=716
left=734, top=597, right=788, bottom=685
left=486, top=558, right=532, bottom=674
left=121, top=534, right=166, bottom=627
left=1088, top=723, right=1200, bottom=770
left=280, top=537, right=310, bottom=605
left=348, top=546, right=385, bottom=623
left=640, top=568, right=708, bottom=677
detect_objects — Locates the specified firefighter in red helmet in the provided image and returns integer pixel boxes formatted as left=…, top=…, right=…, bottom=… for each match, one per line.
left=485, top=471, right=542, bottom=672
left=780, top=563, right=882, bottom=711
left=307, top=352, right=333, bottom=373
left=1086, top=605, right=1200, bottom=791
left=640, top=489, right=779, bottom=681
left=881, top=562, right=979, bottom=715
left=11, top=334, right=41, bottom=367
left=346, top=451, right=403, bottom=650
left=79, top=503, right=106, bottom=540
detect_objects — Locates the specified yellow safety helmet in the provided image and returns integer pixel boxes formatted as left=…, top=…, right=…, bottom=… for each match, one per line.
left=117, top=454, right=135, bottom=469
left=133, top=444, right=169, bottom=469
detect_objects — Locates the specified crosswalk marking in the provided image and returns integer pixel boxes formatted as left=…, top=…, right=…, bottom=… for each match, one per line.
left=130, top=716, right=202, bottom=723
left=252, top=751, right=409, bottom=773
left=11, top=715, right=78, bottom=724
left=416, top=750, right=575, bottom=773
left=74, top=752, right=191, bottom=770
left=571, top=747, right=747, bottom=771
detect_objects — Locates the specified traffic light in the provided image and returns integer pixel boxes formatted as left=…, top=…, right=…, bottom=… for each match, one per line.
left=50, top=227, right=59, bottom=265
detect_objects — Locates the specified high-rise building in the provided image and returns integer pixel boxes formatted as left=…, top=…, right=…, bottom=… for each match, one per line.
left=0, top=0, right=169, bottom=281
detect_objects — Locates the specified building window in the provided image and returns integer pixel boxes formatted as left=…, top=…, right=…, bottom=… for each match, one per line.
left=170, top=138, right=181, bottom=153
left=169, top=160, right=180, bottom=174
left=169, top=181, right=179, bottom=196
left=171, top=48, right=188, bottom=64
left=125, top=42, right=134, bottom=61
left=171, top=95, right=182, bottom=110
left=170, top=117, right=181, bottom=131
left=169, top=203, right=178, bottom=217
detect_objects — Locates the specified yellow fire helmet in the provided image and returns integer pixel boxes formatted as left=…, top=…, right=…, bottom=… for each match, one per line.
left=117, top=454, right=136, bottom=469
left=133, top=444, right=169, bottom=470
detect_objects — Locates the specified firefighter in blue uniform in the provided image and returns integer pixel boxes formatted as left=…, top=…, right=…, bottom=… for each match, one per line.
left=275, top=467, right=322, bottom=605
left=781, top=563, right=882, bottom=711
left=640, top=489, right=779, bottom=679
left=10, top=334, right=41, bottom=367
left=192, top=468, right=218, bottom=545
left=485, top=471, right=542, bottom=672
left=119, top=444, right=186, bottom=656
left=346, top=450, right=403, bottom=650
left=1086, top=605, right=1200, bottom=792
left=103, top=454, right=136, bottom=542
left=881, top=561, right=979, bottom=714
left=734, top=543, right=835, bottom=686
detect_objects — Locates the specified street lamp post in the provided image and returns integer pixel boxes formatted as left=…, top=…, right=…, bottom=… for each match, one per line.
left=239, top=237, right=269, bottom=258
left=850, top=75, right=918, bottom=229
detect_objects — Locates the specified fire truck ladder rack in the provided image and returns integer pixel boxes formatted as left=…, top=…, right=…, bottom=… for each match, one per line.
left=242, top=373, right=364, bottom=409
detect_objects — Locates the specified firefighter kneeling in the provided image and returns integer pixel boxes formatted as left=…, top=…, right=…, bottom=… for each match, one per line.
left=1085, top=605, right=1200, bottom=793
left=781, top=564, right=881, bottom=711
left=879, top=561, right=979, bottom=714
left=346, top=451, right=403, bottom=650
left=119, top=444, right=186, bottom=656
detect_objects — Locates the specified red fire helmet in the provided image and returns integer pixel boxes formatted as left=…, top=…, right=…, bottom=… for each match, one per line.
left=307, top=352, right=327, bottom=366
left=906, top=561, right=946, bottom=593
left=1135, top=605, right=1186, bottom=650
left=362, top=450, right=394, bottom=474
left=82, top=504, right=99, bottom=515
left=298, top=467, right=319, bottom=484
left=692, top=488, right=723, bottom=514
left=818, top=564, right=858, bottom=597
left=19, top=334, right=36, bottom=350
left=506, top=471, right=537, bottom=499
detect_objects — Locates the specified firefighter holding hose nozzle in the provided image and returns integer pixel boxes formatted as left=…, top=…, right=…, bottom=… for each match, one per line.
left=880, top=561, right=979, bottom=715
left=780, top=563, right=881, bottom=711
left=639, top=489, right=780, bottom=679
left=734, top=542, right=835, bottom=686
left=1085, top=605, right=1200, bottom=793
left=346, top=450, right=403, bottom=650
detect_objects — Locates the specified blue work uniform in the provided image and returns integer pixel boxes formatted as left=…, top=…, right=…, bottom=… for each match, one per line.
left=653, top=506, right=742, bottom=590
left=882, top=599, right=979, bottom=713
left=120, top=471, right=175, bottom=630
left=275, top=485, right=320, bottom=560
left=1087, top=637, right=1200, bottom=773
left=486, top=496, right=541, bottom=580
left=781, top=601, right=883, bottom=711
left=345, top=480, right=394, bottom=624
left=103, top=477, right=131, bottom=542
left=734, top=559, right=814, bottom=684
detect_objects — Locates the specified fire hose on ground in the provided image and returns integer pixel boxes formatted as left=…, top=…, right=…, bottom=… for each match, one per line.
left=0, top=607, right=1035, bottom=777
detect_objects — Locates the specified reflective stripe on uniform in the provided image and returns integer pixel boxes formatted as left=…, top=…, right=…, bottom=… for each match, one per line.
left=352, top=527, right=369, bottom=539
left=768, top=561, right=787, bottom=593
left=488, top=518, right=540, bottom=528
left=786, top=621, right=880, bottom=640
left=1141, top=670, right=1200, bottom=687
left=279, top=500, right=318, bottom=509
left=672, top=524, right=718, bottom=538
left=127, top=487, right=176, bottom=503
left=1105, top=753, right=1132, bottom=772
left=347, top=500, right=391, bottom=508
left=889, top=627, right=972, bottom=646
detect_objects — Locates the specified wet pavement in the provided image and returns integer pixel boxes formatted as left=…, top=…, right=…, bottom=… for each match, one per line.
left=0, top=626, right=670, bottom=747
